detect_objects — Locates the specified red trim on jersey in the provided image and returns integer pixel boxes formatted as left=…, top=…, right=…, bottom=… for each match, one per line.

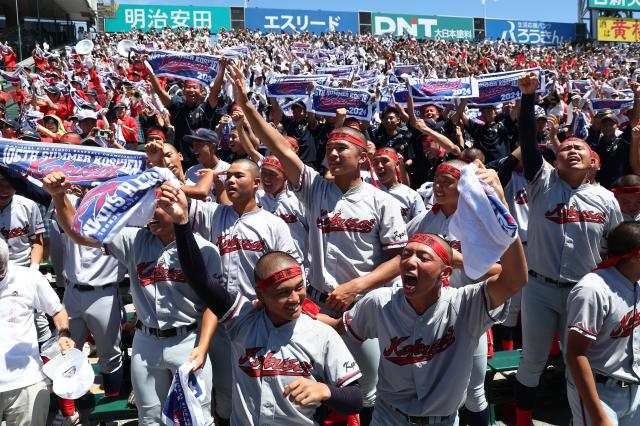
left=221, top=294, right=244, bottom=326
left=569, top=324, right=598, bottom=338
left=343, top=312, right=365, bottom=342
left=335, top=370, right=362, bottom=388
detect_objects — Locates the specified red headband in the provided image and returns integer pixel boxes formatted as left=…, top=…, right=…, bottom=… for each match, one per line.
left=612, top=186, right=640, bottom=194
left=593, top=247, right=640, bottom=271
left=407, top=234, right=452, bottom=286
left=256, top=266, right=302, bottom=289
left=327, top=131, right=367, bottom=150
left=146, top=129, right=166, bottom=141
left=435, top=163, right=461, bottom=180
left=284, top=136, right=299, bottom=151
left=262, top=156, right=284, bottom=173
left=374, top=148, right=400, bottom=163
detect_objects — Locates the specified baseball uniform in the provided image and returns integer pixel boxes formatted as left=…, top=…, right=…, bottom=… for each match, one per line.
left=185, top=160, right=230, bottom=202
left=517, top=163, right=623, bottom=388
left=343, top=282, right=508, bottom=425
left=190, top=199, right=299, bottom=419
left=381, top=183, right=427, bottom=224
left=105, top=226, right=221, bottom=425
left=565, top=267, right=640, bottom=425
left=293, top=164, right=407, bottom=407
left=406, top=207, right=489, bottom=414
left=0, top=194, right=44, bottom=266
left=222, top=293, right=362, bottom=425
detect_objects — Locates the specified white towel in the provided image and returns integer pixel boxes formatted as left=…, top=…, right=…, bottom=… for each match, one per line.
left=450, top=164, right=518, bottom=280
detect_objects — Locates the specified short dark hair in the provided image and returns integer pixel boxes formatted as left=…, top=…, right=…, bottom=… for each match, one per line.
left=612, top=174, right=640, bottom=189
left=607, top=222, right=640, bottom=258
left=254, top=251, right=299, bottom=284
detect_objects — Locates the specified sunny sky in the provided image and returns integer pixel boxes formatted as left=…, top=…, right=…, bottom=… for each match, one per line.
left=124, top=0, right=581, bottom=23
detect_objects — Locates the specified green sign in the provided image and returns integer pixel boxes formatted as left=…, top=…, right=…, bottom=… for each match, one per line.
left=589, top=0, right=640, bottom=11
left=372, top=13, right=474, bottom=40
left=105, top=3, right=230, bottom=33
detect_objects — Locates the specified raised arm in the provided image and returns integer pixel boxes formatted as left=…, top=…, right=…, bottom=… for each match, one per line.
left=157, top=183, right=234, bottom=318
left=147, top=64, right=172, bottom=107
left=0, top=166, right=52, bottom=206
left=42, top=172, right=101, bottom=248
left=228, top=63, right=304, bottom=184
left=518, top=73, right=544, bottom=181
left=208, top=58, right=227, bottom=110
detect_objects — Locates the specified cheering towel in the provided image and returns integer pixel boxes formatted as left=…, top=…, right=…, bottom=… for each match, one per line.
left=72, top=167, right=178, bottom=244
left=162, top=361, right=207, bottom=426
left=450, top=164, right=518, bottom=280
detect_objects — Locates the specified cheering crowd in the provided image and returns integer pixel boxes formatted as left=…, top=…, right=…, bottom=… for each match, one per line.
left=1, top=25, right=640, bottom=426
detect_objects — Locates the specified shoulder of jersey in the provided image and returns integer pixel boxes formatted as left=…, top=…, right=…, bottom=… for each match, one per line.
left=12, top=194, right=38, bottom=207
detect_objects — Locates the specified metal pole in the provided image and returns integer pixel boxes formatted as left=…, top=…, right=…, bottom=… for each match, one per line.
left=15, top=0, right=22, bottom=61
left=483, top=0, right=487, bottom=37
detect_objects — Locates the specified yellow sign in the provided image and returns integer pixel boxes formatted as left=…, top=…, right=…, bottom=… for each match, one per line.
left=598, top=16, right=640, bottom=42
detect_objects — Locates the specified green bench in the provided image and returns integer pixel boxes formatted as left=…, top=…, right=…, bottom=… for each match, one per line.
left=88, top=395, right=138, bottom=425
left=485, top=350, right=521, bottom=426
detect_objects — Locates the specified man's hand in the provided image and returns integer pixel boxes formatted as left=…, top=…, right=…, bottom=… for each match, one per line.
left=227, top=63, right=249, bottom=104
left=187, top=346, right=207, bottom=373
left=335, top=108, right=348, bottom=117
left=282, top=378, right=331, bottom=406
left=58, top=336, right=75, bottom=354
left=326, top=280, right=360, bottom=313
left=145, top=139, right=165, bottom=167
left=43, top=172, right=70, bottom=196
left=476, top=167, right=507, bottom=205
left=157, top=183, right=189, bottom=224
left=518, top=72, right=539, bottom=95
left=632, top=125, right=640, bottom=141
left=547, top=115, right=560, bottom=135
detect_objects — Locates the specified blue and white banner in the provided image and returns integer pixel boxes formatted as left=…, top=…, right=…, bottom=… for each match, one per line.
left=591, top=98, right=634, bottom=112
left=73, top=167, right=177, bottom=244
left=316, top=65, right=357, bottom=80
left=485, top=19, right=576, bottom=45
left=311, top=85, right=372, bottom=121
left=393, top=63, right=420, bottom=77
left=352, top=76, right=381, bottom=89
left=570, top=79, right=591, bottom=94
left=146, top=50, right=220, bottom=87
left=0, top=66, right=24, bottom=83
left=0, top=139, right=145, bottom=185
left=267, top=74, right=331, bottom=98
left=219, top=45, right=249, bottom=59
left=162, top=362, right=207, bottom=426
left=409, top=77, right=479, bottom=100
left=468, top=68, right=544, bottom=106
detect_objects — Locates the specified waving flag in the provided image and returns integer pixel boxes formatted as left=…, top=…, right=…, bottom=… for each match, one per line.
left=312, top=85, right=372, bottom=121
left=146, top=50, right=220, bottom=86
left=72, top=167, right=177, bottom=244
left=267, top=74, right=331, bottom=98
left=409, top=77, right=479, bottom=100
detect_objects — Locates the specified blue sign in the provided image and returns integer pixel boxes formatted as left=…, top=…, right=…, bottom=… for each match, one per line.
left=486, top=19, right=576, bottom=45
left=245, top=8, right=359, bottom=34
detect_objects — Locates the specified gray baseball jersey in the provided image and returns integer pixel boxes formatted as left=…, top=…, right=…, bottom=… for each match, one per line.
left=527, top=165, right=623, bottom=282
left=190, top=200, right=299, bottom=298
left=566, top=267, right=640, bottom=383
left=294, top=165, right=407, bottom=294
left=105, top=227, right=222, bottom=329
left=343, top=283, right=507, bottom=416
left=504, top=171, right=529, bottom=243
left=383, top=183, right=427, bottom=224
left=623, top=211, right=640, bottom=221
left=185, top=161, right=230, bottom=202
left=221, top=293, right=362, bottom=425
left=257, top=188, right=309, bottom=263
left=0, top=195, right=44, bottom=266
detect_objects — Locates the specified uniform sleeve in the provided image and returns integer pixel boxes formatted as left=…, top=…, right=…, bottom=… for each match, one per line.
left=526, top=162, right=553, bottom=203
left=406, top=210, right=428, bottom=237
left=104, top=227, right=139, bottom=265
left=292, top=164, right=322, bottom=209
left=189, top=200, right=221, bottom=242
left=321, top=327, right=362, bottom=388
left=377, top=194, right=407, bottom=251
left=410, top=192, right=427, bottom=221
left=342, top=292, right=380, bottom=342
left=29, top=202, right=45, bottom=238
left=461, top=283, right=509, bottom=338
left=219, top=294, right=256, bottom=339
left=269, top=216, right=301, bottom=262
left=33, top=270, right=63, bottom=316
left=566, top=278, right=608, bottom=340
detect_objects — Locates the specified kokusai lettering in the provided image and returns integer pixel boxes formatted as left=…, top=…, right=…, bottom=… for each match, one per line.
left=136, top=261, right=186, bottom=286
left=383, top=326, right=456, bottom=366
left=316, top=210, right=376, bottom=233
left=0, top=225, right=29, bottom=240
left=610, top=309, right=640, bottom=339
left=238, top=347, right=314, bottom=378
left=545, top=203, right=607, bottom=224
left=215, top=235, right=265, bottom=254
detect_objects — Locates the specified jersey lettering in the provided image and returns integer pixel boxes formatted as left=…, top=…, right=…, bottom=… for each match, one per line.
left=544, top=203, right=606, bottom=225
left=382, top=326, right=455, bottom=366
left=515, top=189, right=528, bottom=205
left=215, top=234, right=265, bottom=255
left=238, top=347, right=314, bottom=377
left=136, top=261, right=186, bottom=286
left=316, top=210, right=376, bottom=233
left=610, top=309, right=640, bottom=339
left=0, top=225, right=29, bottom=240
left=400, top=207, right=409, bottom=218
left=273, top=212, right=299, bottom=224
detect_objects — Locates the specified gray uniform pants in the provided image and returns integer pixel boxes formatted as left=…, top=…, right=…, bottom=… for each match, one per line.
left=0, top=380, right=50, bottom=426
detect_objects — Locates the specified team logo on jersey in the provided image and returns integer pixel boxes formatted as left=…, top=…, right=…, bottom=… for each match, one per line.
left=400, top=207, right=409, bottom=218
left=238, top=347, right=313, bottom=378
left=0, top=225, right=29, bottom=240
left=215, top=235, right=265, bottom=255
left=273, top=212, right=299, bottom=224
left=610, top=309, right=640, bottom=339
left=515, top=189, right=528, bottom=205
left=382, top=326, right=455, bottom=366
left=316, top=210, right=376, bottom=233
left=544, top=203, right=606, bottom=225
left=136, top=261, right=186, bottom=286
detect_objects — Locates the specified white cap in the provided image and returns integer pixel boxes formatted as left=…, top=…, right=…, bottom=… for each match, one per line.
left=42, top=348, right=95, bottom=399
left=76, top=109, right=97, bottom=121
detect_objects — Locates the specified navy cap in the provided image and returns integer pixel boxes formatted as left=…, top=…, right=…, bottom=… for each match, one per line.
left=183, top=128, right=220, bottom=145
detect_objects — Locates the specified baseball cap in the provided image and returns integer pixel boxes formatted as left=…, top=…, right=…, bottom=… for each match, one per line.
left=75, top=109, right=97, bottom=121
left=1, top=118, right=19, bottom=129
left=42, top=348, right=95, bottom=399
left=598, top=109, right=617, bottom=123
left=183, top=128, right=219, bottom=145
left=85, top=89, right=97, bottom=96
left=19, top=129, right=42, bottom=141
left=45, top=85, right=62, bottom=95
left=292, top=100, right=306, bottom=110
left=113, top=102, right=127, bottom=109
